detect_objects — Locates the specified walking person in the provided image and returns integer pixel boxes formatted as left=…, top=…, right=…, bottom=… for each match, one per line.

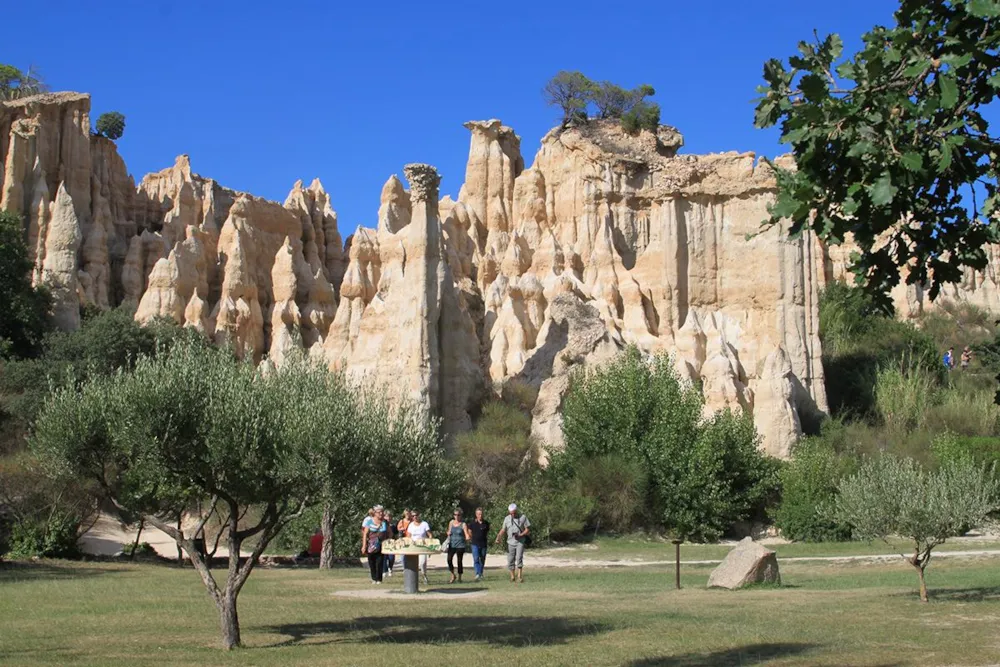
left=405, top=509, right=433, bottom=584
left=944, top=347, right=955, bottom=370
left=961, top=346, right=972, bottom=370
left=361, top=506, right=388, bottom=585
left=445, top=509, right=472, bottom=583
left=468, top=507, right=490, bottom=581
left=383, top=510, right=398, bottom=577
left=397, top=508, right=412, bottom=538
left=495, top=503, right=530, bottom=583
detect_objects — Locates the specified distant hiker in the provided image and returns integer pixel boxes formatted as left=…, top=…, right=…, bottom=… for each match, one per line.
left=405, top=509, right=433, bottom=584
left=445, top=509, right=472, bottom=583
left=361, top=507, right=388, bottom=585
left=495, top=503, right=531, bottom=583
left=944, top=347, right=955, bottom=370
left=383, top=510, right=398, bottom=577
left=468, top=507, right=491, bottom=581
left=961, top=346, right=972, bottom=370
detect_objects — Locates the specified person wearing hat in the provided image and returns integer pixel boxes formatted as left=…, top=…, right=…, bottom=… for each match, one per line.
left=495, top=503, right=531, bottom=583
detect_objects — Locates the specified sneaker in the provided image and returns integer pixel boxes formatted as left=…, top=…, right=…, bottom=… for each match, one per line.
left=422, top=575, right=429, bottom=585
left=475, top=574, right=482, bottom=581
left=370, top=579, right=376, bottom=585
left=376, top=580, right=383, bottom=585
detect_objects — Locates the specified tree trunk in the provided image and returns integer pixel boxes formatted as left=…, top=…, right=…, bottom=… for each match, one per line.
left=218, top=593, right=241, bottom=650
left=917, top=565, right=928, bottom=603
left=176, top=515, right=184, bottom=566
left=129, top=519, right=144, bottom=562
left=320, top=505, right=335, bottom=569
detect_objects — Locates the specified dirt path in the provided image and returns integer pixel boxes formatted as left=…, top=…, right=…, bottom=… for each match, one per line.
left=521, top=549, right=1000, bottom=569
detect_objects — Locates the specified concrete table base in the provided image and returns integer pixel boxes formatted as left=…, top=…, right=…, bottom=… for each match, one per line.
left=403, top=554, right=420, bottom=594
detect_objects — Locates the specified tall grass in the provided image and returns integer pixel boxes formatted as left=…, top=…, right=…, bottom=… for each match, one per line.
left=874, top=362, right=936, bottom=433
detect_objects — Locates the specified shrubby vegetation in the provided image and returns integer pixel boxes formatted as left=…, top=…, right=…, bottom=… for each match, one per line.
left=0, top=64, right=46, bottom=101
left=95, top=111, right=126, bottom=140
left=0, top=211, right=51, bottom=361
left=553, top=348, right=779, bottom=542
left=544, top=71, right=660, bottom=134
left=832, top=454, right=999, bottom=602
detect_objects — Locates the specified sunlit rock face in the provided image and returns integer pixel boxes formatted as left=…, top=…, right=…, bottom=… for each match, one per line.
left=10, top=93, right=999, bottom=456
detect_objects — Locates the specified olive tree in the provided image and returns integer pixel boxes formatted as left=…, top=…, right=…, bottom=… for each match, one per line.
left=32, top=344, right=366, bottom=649
left=832, top=455, right=1000, bottom=601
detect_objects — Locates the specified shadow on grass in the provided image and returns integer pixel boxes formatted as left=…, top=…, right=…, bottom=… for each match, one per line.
left=627, top=643, right=823, bottom=666
left=930, top=586, right=1000, bottom=602
left=0, top=561, right=121, bottom=583
left=262, top=615, right=612, bottom=648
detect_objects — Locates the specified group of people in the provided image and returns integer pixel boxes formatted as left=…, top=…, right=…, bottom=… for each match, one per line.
left=943, top=346, right=974, bottom=370
left=359, top=504, right=531, bottom=585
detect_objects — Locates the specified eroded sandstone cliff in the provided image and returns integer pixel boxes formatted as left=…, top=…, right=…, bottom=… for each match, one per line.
left=7, top=92, right=987, bottom=458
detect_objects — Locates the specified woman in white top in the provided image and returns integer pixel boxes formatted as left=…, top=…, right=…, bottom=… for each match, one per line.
left=405, top=510, right=433, bottom=584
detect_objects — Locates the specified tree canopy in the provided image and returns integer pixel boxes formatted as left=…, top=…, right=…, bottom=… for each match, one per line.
left=0, top=64, right=47, bottom=101
left=543, top=71, right=660, bottom=133
left=553, top=348, right=778, bottom=541
left=0, top=211, right=51, bottom=360
left=832, top=454, right=999, bottom=601
left=95, top=111, right=126, bottom=140
left=754, top=0, right=1000, bottom=311
left=30, top=344, right=431, bottom=649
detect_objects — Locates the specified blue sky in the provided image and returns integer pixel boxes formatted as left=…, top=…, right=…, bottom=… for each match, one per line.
left=6, top=0, right=900, bottom=236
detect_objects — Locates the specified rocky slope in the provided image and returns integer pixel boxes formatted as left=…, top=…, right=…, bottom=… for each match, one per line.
left=5, top=92, right=997, bottom=458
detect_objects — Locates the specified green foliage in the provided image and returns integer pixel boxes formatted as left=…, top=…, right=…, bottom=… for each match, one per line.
left=0, top=308, right=200, bottom=456
left=832, top=454, right=1000, bottom=599
left=773, top=437, right=856, bottom=542
left=932, top=431, right=1000, bottom=476
left=0, top=211, right=51, bottom=360
left=575, top=455, right=648, bottom=532
left=95, top=112, right=126, bottom=140
left=755, top=2, right=1000, bottom=310
left=457, top=400, right=534, bottom=504
left=621, top=100, right=661, bottom=135
left=0, top=453, right=98, bottom=559
left=819, top=282, right=939, bottom=418
left=543, top=71, right=593, bottom=125
left=874, top=363, right=937, bottom=433
left=0, top=64, right=47, bottom=101
left=555, top=347, right=778, bottom=541
left=543, top=72, right=660, bottom=132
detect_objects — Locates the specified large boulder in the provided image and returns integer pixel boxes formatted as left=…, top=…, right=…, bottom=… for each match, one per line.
left=707, top=537, right=780, bottom=589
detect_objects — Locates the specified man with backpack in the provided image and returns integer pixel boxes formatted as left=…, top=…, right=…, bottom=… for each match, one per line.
left=495, top=503, right=531, bottom=583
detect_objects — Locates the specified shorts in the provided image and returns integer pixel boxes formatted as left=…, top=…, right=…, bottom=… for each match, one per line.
left=506, top=542, right=525, bottom=570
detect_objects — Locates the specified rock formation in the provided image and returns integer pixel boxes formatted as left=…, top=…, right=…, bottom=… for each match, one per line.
left=8, top=92, right=1000, bottom=457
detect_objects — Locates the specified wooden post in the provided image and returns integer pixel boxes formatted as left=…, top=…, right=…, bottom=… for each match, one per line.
left=672, top=539, right=682, bottom=590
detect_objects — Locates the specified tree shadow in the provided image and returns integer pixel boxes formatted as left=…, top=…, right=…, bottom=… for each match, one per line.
left=0, top=561, right=122, bottom=583
left=261, top=615, right=612, bottom=648
left=929, top=586, right=1000, bottom=602
left=627, top=643, right=824, bottom=666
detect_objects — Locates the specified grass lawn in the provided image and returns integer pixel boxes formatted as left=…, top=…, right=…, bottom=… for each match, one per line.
left=535, top=535, right=1000, bottom=562
left=1, top=555, right=999, bottom=666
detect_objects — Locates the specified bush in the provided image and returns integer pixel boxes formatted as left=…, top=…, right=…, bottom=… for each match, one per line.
left=0, top=453, right=97, bottom=559
left=621, top=100, right=661, bottom=135
left=456, top=400, right=535, bottom=505
left=555, top=347, right=777, bottom=541
left=773, top=437, right=856, bottom=541
left=95, top=112, right=126, bottom=140
left=575, top=455, right=648, bottom=532
left=819, top=282, right=940, bottom=419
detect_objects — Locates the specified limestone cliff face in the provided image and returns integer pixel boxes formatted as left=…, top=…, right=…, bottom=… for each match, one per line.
left=13, top=93, right=1000, bottom=457
left=447, top=119, right=827, bottom=457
